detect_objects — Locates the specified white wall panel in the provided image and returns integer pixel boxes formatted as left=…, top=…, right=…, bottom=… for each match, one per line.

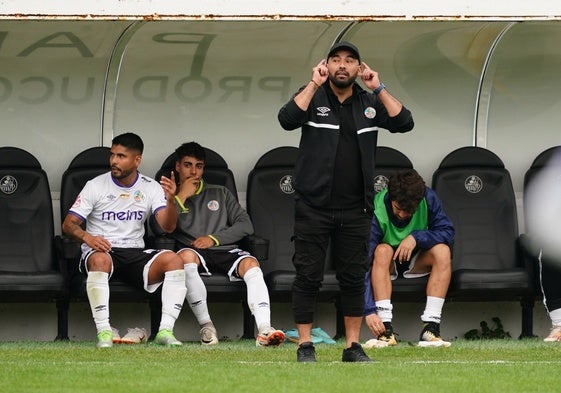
left=0, top=20, right=130, bottom=190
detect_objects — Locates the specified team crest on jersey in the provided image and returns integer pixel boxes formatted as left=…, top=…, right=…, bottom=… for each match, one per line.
left=0, top=175, right=17, bottom=194
left=207, top=200, right=219, bottom=211
left=133, top=190, right=145, bottom=202
left=364, top=107, right=376, bottom=119
left=465, top=175, right=483, bottom=193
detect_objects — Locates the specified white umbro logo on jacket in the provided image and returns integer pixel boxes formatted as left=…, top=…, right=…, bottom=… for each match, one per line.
left=316, top=106, right=331, bottom=116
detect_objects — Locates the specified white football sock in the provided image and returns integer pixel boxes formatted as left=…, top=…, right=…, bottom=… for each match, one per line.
left=86, top=271, right=111, bottom=334
left=184, top=263, right=212, bottom=326
left=421, top=296, right=445, bottom=324
left=159, top=269, right=187, bottom=331
left=243, top=267, right=271, bottom=332
left=375, top=299, right=393, bottom=323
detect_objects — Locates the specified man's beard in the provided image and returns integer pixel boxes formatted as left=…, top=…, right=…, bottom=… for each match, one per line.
left=111, top=166, right=133, bottom=180
left=329, top=72, right=357, bottom=89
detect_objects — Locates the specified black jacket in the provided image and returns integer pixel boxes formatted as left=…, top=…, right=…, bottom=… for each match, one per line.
left=278, top=83, right=414, bottom=212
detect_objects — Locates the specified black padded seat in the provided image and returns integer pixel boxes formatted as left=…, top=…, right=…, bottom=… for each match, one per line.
left=0, top=146, right=67, bottom=340
left=247, top=146, right=341, bottom=296
left=432, top=146, right=534, bottom=337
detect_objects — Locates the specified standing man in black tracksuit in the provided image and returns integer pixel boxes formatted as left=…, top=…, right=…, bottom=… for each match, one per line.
left=278, top=41, right=414, bottom=362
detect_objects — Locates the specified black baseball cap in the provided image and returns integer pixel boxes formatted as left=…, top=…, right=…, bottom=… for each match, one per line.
left=327, top=41, right=361, bottom=64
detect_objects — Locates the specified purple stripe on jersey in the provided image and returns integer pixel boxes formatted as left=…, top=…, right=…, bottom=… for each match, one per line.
left=111, top=172, right=140, bottom=188
left=67, top=210, right=87, bottom=222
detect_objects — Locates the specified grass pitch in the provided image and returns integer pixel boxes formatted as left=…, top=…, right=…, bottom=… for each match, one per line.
left=1, top=338, right=559, bottom=393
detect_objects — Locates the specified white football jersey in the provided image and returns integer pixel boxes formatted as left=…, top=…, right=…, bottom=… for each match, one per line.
left=69, top=172, right=167, bottom=249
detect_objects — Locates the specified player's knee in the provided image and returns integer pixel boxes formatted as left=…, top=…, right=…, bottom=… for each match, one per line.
left=373, top=244, right=393, bottom=267
left=87, top=253, right=112, bottom=272
left=239, top=257, right=260, bottom=277
left=177, top=249, right=200, bottom=264
left=429, top=244, right=452, bottom=271
left=160, top=251, right=185, bottom=271
left=431, top=244, right=451, bottom=260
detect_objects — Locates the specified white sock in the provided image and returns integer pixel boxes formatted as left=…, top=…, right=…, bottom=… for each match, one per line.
left=421, top=296, right=445, bottom=324
left=184, top=263, right=212, bottom=326
left=86, top=271, right=111, bottom=334
left=159, top=269, right=187, bottom=332
left=550, top=308, right=561, bottom=326
left=375, top=299, right=393, bottom=323
left=243, top=267, right=271, bottom=332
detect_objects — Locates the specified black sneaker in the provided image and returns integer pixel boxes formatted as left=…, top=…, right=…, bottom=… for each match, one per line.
left=297, top=341, right=316, bottom=362
left=342, top=342, right=374, bottom=362
left=378, top=321, right=398, bottom=346
left=419, top=322, right=451, bottom=347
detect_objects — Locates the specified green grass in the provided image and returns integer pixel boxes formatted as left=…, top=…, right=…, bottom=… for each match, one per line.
left=1, top=338, right=560, bottom=393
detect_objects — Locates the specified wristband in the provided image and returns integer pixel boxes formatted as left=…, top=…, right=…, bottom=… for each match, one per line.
left=373, top=83, right=386, bottom=95
left=310, top=80, right=320, bottom=89
left=208, top=234, right=219, bottom=246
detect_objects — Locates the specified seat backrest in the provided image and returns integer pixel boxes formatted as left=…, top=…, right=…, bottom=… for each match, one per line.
left=246, top=146, right=299, bottom=276
left=155, top=147, right=238, bottom=199
left=0, top=147, right=55, bottom=272
left=60, top=146, right=110, bottom=222
left=523, top=145, right=561, bottom=234
left=431, top=146, right=519, bottom=271
left=373, top=146, right=414, bottom=194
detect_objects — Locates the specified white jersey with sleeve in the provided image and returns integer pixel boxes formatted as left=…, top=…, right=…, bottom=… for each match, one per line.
left=68, top=172, right=167, bottom=250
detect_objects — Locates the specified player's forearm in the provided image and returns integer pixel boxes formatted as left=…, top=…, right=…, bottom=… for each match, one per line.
left=155, top=203, right=179, bottom=233
left=377, top=88, right=403, bottom=117
left=62, top=216, right=87, bottom=242
left=293, top=81, right=319, bottom=111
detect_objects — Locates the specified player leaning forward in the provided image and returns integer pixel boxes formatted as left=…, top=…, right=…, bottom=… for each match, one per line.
left=364, top=169, right=454, bottom=347
left=62, top=132, right=187, bottom=348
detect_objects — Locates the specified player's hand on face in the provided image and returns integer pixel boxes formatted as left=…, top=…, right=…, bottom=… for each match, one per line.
left=311, top=59, right=329, bottom=86
left=360, top=62, right=381, bottom=90
left=179, top=175, right=200, bottom=198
